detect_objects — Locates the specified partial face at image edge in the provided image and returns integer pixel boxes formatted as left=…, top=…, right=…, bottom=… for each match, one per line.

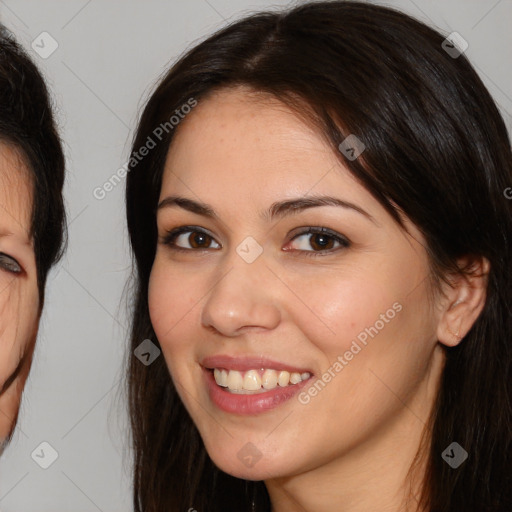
left=0, top=143, right=40, bottom=448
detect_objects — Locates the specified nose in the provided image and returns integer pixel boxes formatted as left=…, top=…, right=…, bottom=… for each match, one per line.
left=200, top=251, right=281, bottom=337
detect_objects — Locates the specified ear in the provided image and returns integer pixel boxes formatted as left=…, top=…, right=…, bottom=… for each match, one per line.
left=436, top=256, right=490, bottom=347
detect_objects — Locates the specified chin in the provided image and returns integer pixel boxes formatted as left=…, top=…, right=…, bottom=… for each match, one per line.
left=211, top=455, right=283, bottom=481
left=204, top=440, right=298, bottom=481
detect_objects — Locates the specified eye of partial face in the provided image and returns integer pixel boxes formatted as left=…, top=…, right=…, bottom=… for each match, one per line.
left=0, top=252, right=22, bottom=274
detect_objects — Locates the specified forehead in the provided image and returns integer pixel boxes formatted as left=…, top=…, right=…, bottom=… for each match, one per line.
left=169, top=86, right=322, bottom=156
left=0, top=142, right=33, bottom=244
left=162, top=87, right=361, bottom=199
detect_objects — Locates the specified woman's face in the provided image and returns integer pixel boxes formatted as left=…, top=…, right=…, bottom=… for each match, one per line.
left=149, top=87, right=445, bottom=481
left=0, top=143, right=39, bottom=445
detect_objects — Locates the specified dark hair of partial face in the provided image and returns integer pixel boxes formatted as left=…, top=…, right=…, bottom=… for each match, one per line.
left=124, top=2, right=512, bottom=511
left=0, top=24, right=67, bottom=308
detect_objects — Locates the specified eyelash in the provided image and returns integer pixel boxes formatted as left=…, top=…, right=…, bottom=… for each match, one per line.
left=159, top=225, right=350, bottom=257
left=0, top=252, right=22, bottom=274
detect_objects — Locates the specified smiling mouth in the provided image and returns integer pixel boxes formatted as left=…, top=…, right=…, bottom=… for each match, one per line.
left=209, top=367, right=312, bottom=394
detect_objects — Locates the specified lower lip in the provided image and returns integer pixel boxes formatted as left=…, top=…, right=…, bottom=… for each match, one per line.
left=203, top=367, right=312, bottom=415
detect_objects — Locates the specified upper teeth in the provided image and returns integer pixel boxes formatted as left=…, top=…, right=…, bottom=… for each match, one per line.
left=213, top=368, right=311, bottom=394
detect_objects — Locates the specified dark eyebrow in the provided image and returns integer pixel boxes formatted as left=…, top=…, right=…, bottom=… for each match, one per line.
left=262, top=196, right=377, bottom=224
left=157, top=194, right=377, bottom=224
left=157, top=196, right=219, bottom=219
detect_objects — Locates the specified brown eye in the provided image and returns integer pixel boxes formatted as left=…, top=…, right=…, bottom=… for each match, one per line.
left=188, top=231, right=214, bottom=248
left=161, top=227, right=221, bottom=251
left=285, top=227, right=350, bottom=256
left=309, top=233, right=336, bottom=251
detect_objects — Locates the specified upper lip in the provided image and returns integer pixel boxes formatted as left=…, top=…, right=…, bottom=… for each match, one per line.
left=201, top=354, right=313, bottom=374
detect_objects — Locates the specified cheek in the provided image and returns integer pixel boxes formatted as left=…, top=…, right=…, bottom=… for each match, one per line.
left=290, top=263, right=436, bottom=413
left=0, top=279, right=37, bottom=379
left=148, top=259, right=199, bottom=337
left=0, top=384, right=23, bottom=441
left=148, top=260, right=210, bottom=413
left=292, top=248, right=432, bottom=357
left=148, top=259, right=205, bottom=373
left=0, top=277, right=39, bottom=441
left=288, top=267, right=397, bottom=359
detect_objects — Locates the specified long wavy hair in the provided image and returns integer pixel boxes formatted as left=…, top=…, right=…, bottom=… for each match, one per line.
left=124, top=2, right=512, bottom=511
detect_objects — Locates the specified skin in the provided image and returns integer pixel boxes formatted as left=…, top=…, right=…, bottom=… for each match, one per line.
left=0, top=142, right=39, bottom=450
left=149, top=86, right=488, bottom=512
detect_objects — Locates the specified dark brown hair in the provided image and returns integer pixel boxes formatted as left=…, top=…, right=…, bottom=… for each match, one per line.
left=125, top=2, right=512, bottom=511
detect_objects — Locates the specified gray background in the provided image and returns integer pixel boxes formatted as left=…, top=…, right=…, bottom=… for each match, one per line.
left=0, top=0, right=510, bottom=510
